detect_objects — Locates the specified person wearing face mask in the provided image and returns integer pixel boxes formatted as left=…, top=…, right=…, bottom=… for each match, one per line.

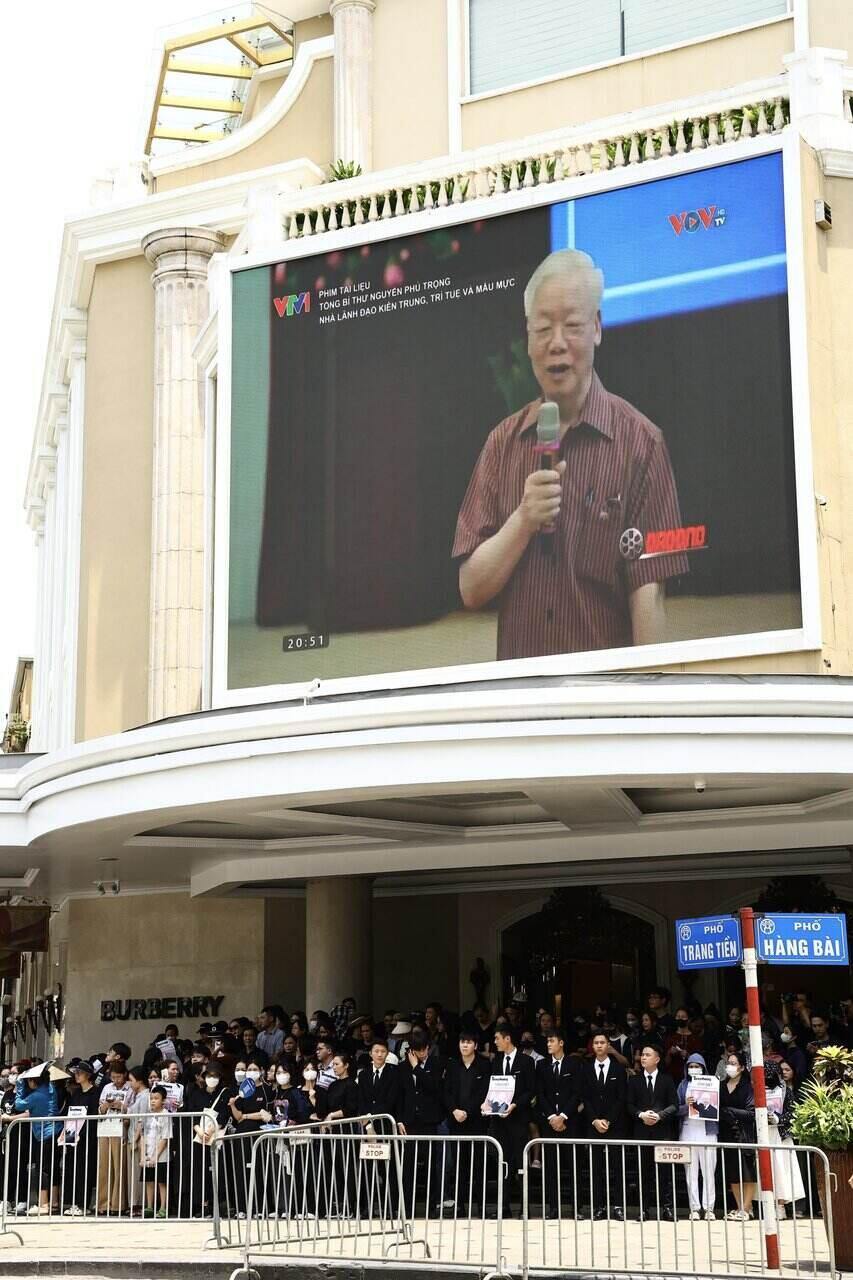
left=716, top=1036, right=748, bottom=1079
left=719, top=1052, right=756, bottom=1219
left=677, top=1053, right=718, bottom=1220
left=774, top=1024, right=807, bottom=1082
left=764, top=1061, right=806, bottom=1217
left=270, top=1062, right=310, bottom=1127
left=185, top=1062, right=231, bottom=1217
left=665, top=1008, right=703, bottom=1085
left=228, top=1056, right=274, bottom=1216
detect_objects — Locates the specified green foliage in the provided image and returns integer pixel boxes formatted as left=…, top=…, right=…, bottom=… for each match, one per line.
left=328, top=159, right=363, bottom=182
left=791, top=1048, right=853, bottom=1150
left=4, top=714, right=29, bottom=753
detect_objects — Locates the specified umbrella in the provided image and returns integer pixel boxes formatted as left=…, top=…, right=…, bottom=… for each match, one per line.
left=17, top=1061, right=69, bottom=1082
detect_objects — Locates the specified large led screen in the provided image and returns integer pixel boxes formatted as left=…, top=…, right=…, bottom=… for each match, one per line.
left=226, top=152, right=802, bottom=693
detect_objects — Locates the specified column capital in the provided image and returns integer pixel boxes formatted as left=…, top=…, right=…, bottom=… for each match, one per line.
left=142, top=227, right=225, bottom=282
left=330, top=0, right=376, bottom=14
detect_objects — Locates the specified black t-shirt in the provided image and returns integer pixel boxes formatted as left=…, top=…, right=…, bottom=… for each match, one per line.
left=231, top=1083, right=273, bottom=1133
left=66, top=1085, right=101, bottom=1116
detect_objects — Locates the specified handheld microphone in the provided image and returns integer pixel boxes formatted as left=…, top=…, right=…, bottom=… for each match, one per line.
left=535, top=401, right=560, bottom=537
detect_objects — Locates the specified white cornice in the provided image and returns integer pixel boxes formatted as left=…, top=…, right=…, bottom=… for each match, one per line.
left=149, top=36, right=334, bottom=180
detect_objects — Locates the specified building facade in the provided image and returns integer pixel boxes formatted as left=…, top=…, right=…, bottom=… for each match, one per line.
left=3, top=0, right=853, bottom=1059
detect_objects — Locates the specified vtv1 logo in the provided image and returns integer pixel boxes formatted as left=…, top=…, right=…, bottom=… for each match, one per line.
left=668, top=206, right=727, bottom=235
left=273, top=291, right=311, bottom=317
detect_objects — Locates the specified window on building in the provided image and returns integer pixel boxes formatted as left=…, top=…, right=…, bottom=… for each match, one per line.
left=467, top=0, right=790, bottom=96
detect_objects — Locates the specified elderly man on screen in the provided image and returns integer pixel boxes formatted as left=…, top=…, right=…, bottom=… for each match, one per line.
left=452, top=249, right=687, bottom=660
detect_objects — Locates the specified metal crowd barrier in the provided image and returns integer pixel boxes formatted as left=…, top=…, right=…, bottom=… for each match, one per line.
left=521, top=1136, right=834, bottom=1279
left=210, top=1112, right=399, bottom=1248
left=222, top=1128, right=508, bottom=1280
left=0, top=1109, right=220, bottom=1242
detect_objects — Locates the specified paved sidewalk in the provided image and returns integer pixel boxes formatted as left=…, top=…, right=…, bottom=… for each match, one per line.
left=0, top=1214, right=836, bottom=1277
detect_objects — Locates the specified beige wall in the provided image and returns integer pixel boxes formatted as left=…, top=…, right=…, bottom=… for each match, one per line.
left=154, top=55, right=333, bottom=193
left=462, top=19, right=794, bottom=150
left=808, top=0, right=853, bottom=50
left=77, top=257, right=154, bottom=742
left=800, top=143, right=853, bottom=676
left=63, top=894, right=265, bottom=1061
left=372, top=0, right=449, bottom=169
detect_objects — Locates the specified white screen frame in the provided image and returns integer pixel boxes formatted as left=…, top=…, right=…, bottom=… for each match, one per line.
left=211, top=132, right=820, bottom=710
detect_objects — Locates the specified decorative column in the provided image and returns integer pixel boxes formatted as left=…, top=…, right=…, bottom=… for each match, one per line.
left=142, top=227, right=224, bottom=722
left=306, top=877, right=373, bottom=1013
left=330, top=0, right=376, bottom=171
left=783, top=47, right=849, bottom=150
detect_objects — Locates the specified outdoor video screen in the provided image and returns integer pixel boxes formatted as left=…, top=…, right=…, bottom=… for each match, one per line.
left=226, top=152, right=801, bottom=693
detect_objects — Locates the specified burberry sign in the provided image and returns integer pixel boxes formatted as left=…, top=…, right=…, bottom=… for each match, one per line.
left=100, top=995, right=225, bottom=1022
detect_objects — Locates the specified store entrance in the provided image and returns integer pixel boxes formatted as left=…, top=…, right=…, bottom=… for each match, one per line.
left=500, top=887, right=657, bottom=1020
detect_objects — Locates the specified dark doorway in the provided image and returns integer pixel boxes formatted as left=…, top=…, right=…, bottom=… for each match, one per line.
left=501, top=887, right=657, bottom=1022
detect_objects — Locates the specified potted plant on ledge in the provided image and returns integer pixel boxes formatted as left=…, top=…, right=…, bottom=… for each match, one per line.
left=790, top=1046, right=853, bottom=1268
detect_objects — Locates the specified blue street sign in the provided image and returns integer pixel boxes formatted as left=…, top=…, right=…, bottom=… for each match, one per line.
left=756, top=914, right=849, bottom=965
left=676, top=916, right=743, bottom=970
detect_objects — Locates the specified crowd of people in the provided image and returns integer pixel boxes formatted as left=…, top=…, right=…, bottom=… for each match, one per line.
left=0, top=985, right=844, bottom=1222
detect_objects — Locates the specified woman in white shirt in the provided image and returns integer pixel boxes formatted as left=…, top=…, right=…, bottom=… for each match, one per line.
left=764, top=1062, right=806, bottom=1215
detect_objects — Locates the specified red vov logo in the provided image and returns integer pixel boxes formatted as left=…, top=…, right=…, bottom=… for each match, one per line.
left=668, top=207, right=723, bottom=235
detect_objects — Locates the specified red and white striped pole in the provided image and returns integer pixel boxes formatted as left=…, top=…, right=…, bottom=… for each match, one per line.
left=739, top=906, right=780, bottom=1272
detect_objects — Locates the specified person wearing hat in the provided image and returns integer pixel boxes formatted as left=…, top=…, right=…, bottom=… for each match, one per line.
left=389, top=1020, right=412, bottom=1059
left=15, top=1063, right=64, bottom=1215
left=62, top=1060, right=101, bottom=1216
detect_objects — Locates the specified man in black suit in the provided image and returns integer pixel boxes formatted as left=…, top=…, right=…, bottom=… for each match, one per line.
left=483, top=1021, right=536, bottom=1217
left=536, top=1028, right=584, bottom=1218
left=398, top=1028, right=446, bottom=1214
left=357, top=1040, right=402, bottom=1133
left=580, top=1029, right=628, bottom=1219
left=443, top=1027, right=491, bottom=1209
left=626, top=1043, right=679, bottom=1220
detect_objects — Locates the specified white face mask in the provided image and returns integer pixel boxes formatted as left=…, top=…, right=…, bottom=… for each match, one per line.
left=246, top=1069, right=261, bottom=1082
left=234, top=1070, right=246, bottom=1082
left=204, top=1076, right=219, bottom=1090
left=303, top=1068, right=317, bottom=1082
left=725, top=1064, right=740, bottom=1078
left=276, top=1072, right=290, bottom=1087
left=780, top=1032, right=793, bottom=1044
left=7, top=1074, right=16, bottom=1085
left=687, top=1067, right=702, bottom=1077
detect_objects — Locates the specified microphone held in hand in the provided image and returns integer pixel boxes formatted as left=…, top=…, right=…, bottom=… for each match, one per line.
left=535, top=401, right=561, bottom=537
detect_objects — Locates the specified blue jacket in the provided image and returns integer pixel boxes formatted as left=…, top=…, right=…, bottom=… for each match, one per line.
left=677, top=1053, right=719, bottom=1138
left=14, top=1080, right=60, bottom=1141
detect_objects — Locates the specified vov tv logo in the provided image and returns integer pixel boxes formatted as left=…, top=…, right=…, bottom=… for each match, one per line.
left=273, top=291, right=311, bottom=317
left=668, top=206, right=727, bottom=235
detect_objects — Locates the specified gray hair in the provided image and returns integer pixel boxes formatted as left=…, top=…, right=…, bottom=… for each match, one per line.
left=524, top=249, right=604, bottom=318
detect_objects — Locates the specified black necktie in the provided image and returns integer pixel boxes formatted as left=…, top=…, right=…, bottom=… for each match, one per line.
left=646, top=1073, right=655, bottom=1101
left=553, top=1060, right=559, bottom=1077
left=373, top=1070, right=379, bottom=1087
left=598, top=1063, right=605, bottom=1083
left=504, top=1055, right=511, bottom=1074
